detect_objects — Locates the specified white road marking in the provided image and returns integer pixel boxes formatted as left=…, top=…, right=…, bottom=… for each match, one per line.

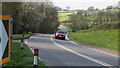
left=69, top=39, right=118, bottom=58
left=72, top=42, right=118, bottom=58
left=29, top=36, right=33, bottom=39
left=66, top=32, right=118, bottom=58
left=66, top=33, right=70, bottom=41
left=84, top=47, right=119, bottom=58
left=25, top=37, right=43, bottom=61
left=61, top=25, right=118, bottom=58
left=0, top=64, right=2, bottom=68
left=51, top=36, right=114, bottom=67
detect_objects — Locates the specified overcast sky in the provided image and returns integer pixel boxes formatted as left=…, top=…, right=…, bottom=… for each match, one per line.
left=52, top=0, right=119, bottom=10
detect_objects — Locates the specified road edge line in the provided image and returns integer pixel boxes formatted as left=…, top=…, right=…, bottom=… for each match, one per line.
left=66, top=32, right=118, bottom=58
left=62, top=24, right=118, bottom=58
left=51, top=36, right=115, bottom=67
left=24, top=36, right=43, bottom=61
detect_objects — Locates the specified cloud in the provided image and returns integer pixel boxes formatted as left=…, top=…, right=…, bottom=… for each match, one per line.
left=52, top=0, right=119, bottom=10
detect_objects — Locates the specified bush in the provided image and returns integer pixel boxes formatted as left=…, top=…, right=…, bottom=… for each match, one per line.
left=92, top=22, right=120, bottom=30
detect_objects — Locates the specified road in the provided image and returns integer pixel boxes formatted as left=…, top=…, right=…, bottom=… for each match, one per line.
left=0, top=65, right=1, bottom=68
left=27, top=26, right=119, bottom=68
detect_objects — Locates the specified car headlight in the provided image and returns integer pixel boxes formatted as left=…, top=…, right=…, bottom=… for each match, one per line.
left=56, top=33, right=58, bottom=35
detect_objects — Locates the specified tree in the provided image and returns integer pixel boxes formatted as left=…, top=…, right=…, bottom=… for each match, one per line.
left=106, top=5, right=113, bottom=9
left=66, top=6, right=70, bottom=10
left=2, top=2, right=22, bottom=15
left=2, top=2, right=60, bottom=34
left=55, top=6, right=62, bottom=11
left=0, top=1, right=2, bottom=15
left=87, top=6, right=95, bottom=11
left=118, top=1, right=120, bottom=8
left=68, top=13, right=89, bottom=31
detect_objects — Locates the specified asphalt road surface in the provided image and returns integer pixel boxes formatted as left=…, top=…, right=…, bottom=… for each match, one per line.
left=0, top=65, right=2, bottom=68
left=27, top=26, right=119, bottom=68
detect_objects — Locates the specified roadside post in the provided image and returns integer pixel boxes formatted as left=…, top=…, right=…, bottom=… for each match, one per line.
left=10, top=16, right=13, bottom=56
left=20, top=39, right=24, bottom=49
left=22, top=34, right=24, bottom=37
left=33, top=49, right=39, bottom=68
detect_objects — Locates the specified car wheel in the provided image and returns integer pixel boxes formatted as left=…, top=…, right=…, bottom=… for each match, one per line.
left=55, top=37, right=57, bottom=39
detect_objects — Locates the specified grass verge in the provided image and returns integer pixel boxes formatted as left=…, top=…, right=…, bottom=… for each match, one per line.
left=3, top=42, right=46, bottom=68
left=12, top=34, right=32, bottom=39
left=69, top=29, right=119, bottom=51
left=62, top=24, right=119, bottom=51
left=12, top=33, right=41, bottom=39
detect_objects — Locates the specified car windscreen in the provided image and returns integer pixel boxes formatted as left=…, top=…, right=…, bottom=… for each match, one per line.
left=57, top=31, right=65, bottom=34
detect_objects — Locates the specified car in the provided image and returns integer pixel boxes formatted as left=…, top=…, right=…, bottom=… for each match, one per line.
left=55, top=30, right=66, bottom=40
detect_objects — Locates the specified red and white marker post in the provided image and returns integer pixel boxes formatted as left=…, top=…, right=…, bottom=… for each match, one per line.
left=34, top=49, right=39, bottom=68
left=21, top=39, right=24, bottom=49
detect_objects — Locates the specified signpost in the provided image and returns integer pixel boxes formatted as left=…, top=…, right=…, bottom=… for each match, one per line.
left=0, top=15, right=11, bottom=64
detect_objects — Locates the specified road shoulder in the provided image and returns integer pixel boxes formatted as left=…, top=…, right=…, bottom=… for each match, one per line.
left=67, top=34, right=119, bottom=58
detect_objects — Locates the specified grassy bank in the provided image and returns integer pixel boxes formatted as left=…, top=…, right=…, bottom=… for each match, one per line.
left=12, top=33, right=41, bottom=39
left=3, top=42, right=46, bottom=68
left=12, top=34, right=32, bottom=39
left=62, top=23, right=119, bottom=51
left=59, top=10, right=119, bottom=51
left=69, top=29, right=119, bottom=51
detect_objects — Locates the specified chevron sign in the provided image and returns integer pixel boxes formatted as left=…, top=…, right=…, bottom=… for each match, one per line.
left=0, top=15, right=11, bottom=64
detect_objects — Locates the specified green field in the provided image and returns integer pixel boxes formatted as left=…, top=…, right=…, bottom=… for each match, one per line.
left=60, top=10, right=119, bottom=51
left=58, top=11, right=77, bottom=21
left=69, top=29, right=119, bottom=51
left=3, top=42, right=46, bottom=68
